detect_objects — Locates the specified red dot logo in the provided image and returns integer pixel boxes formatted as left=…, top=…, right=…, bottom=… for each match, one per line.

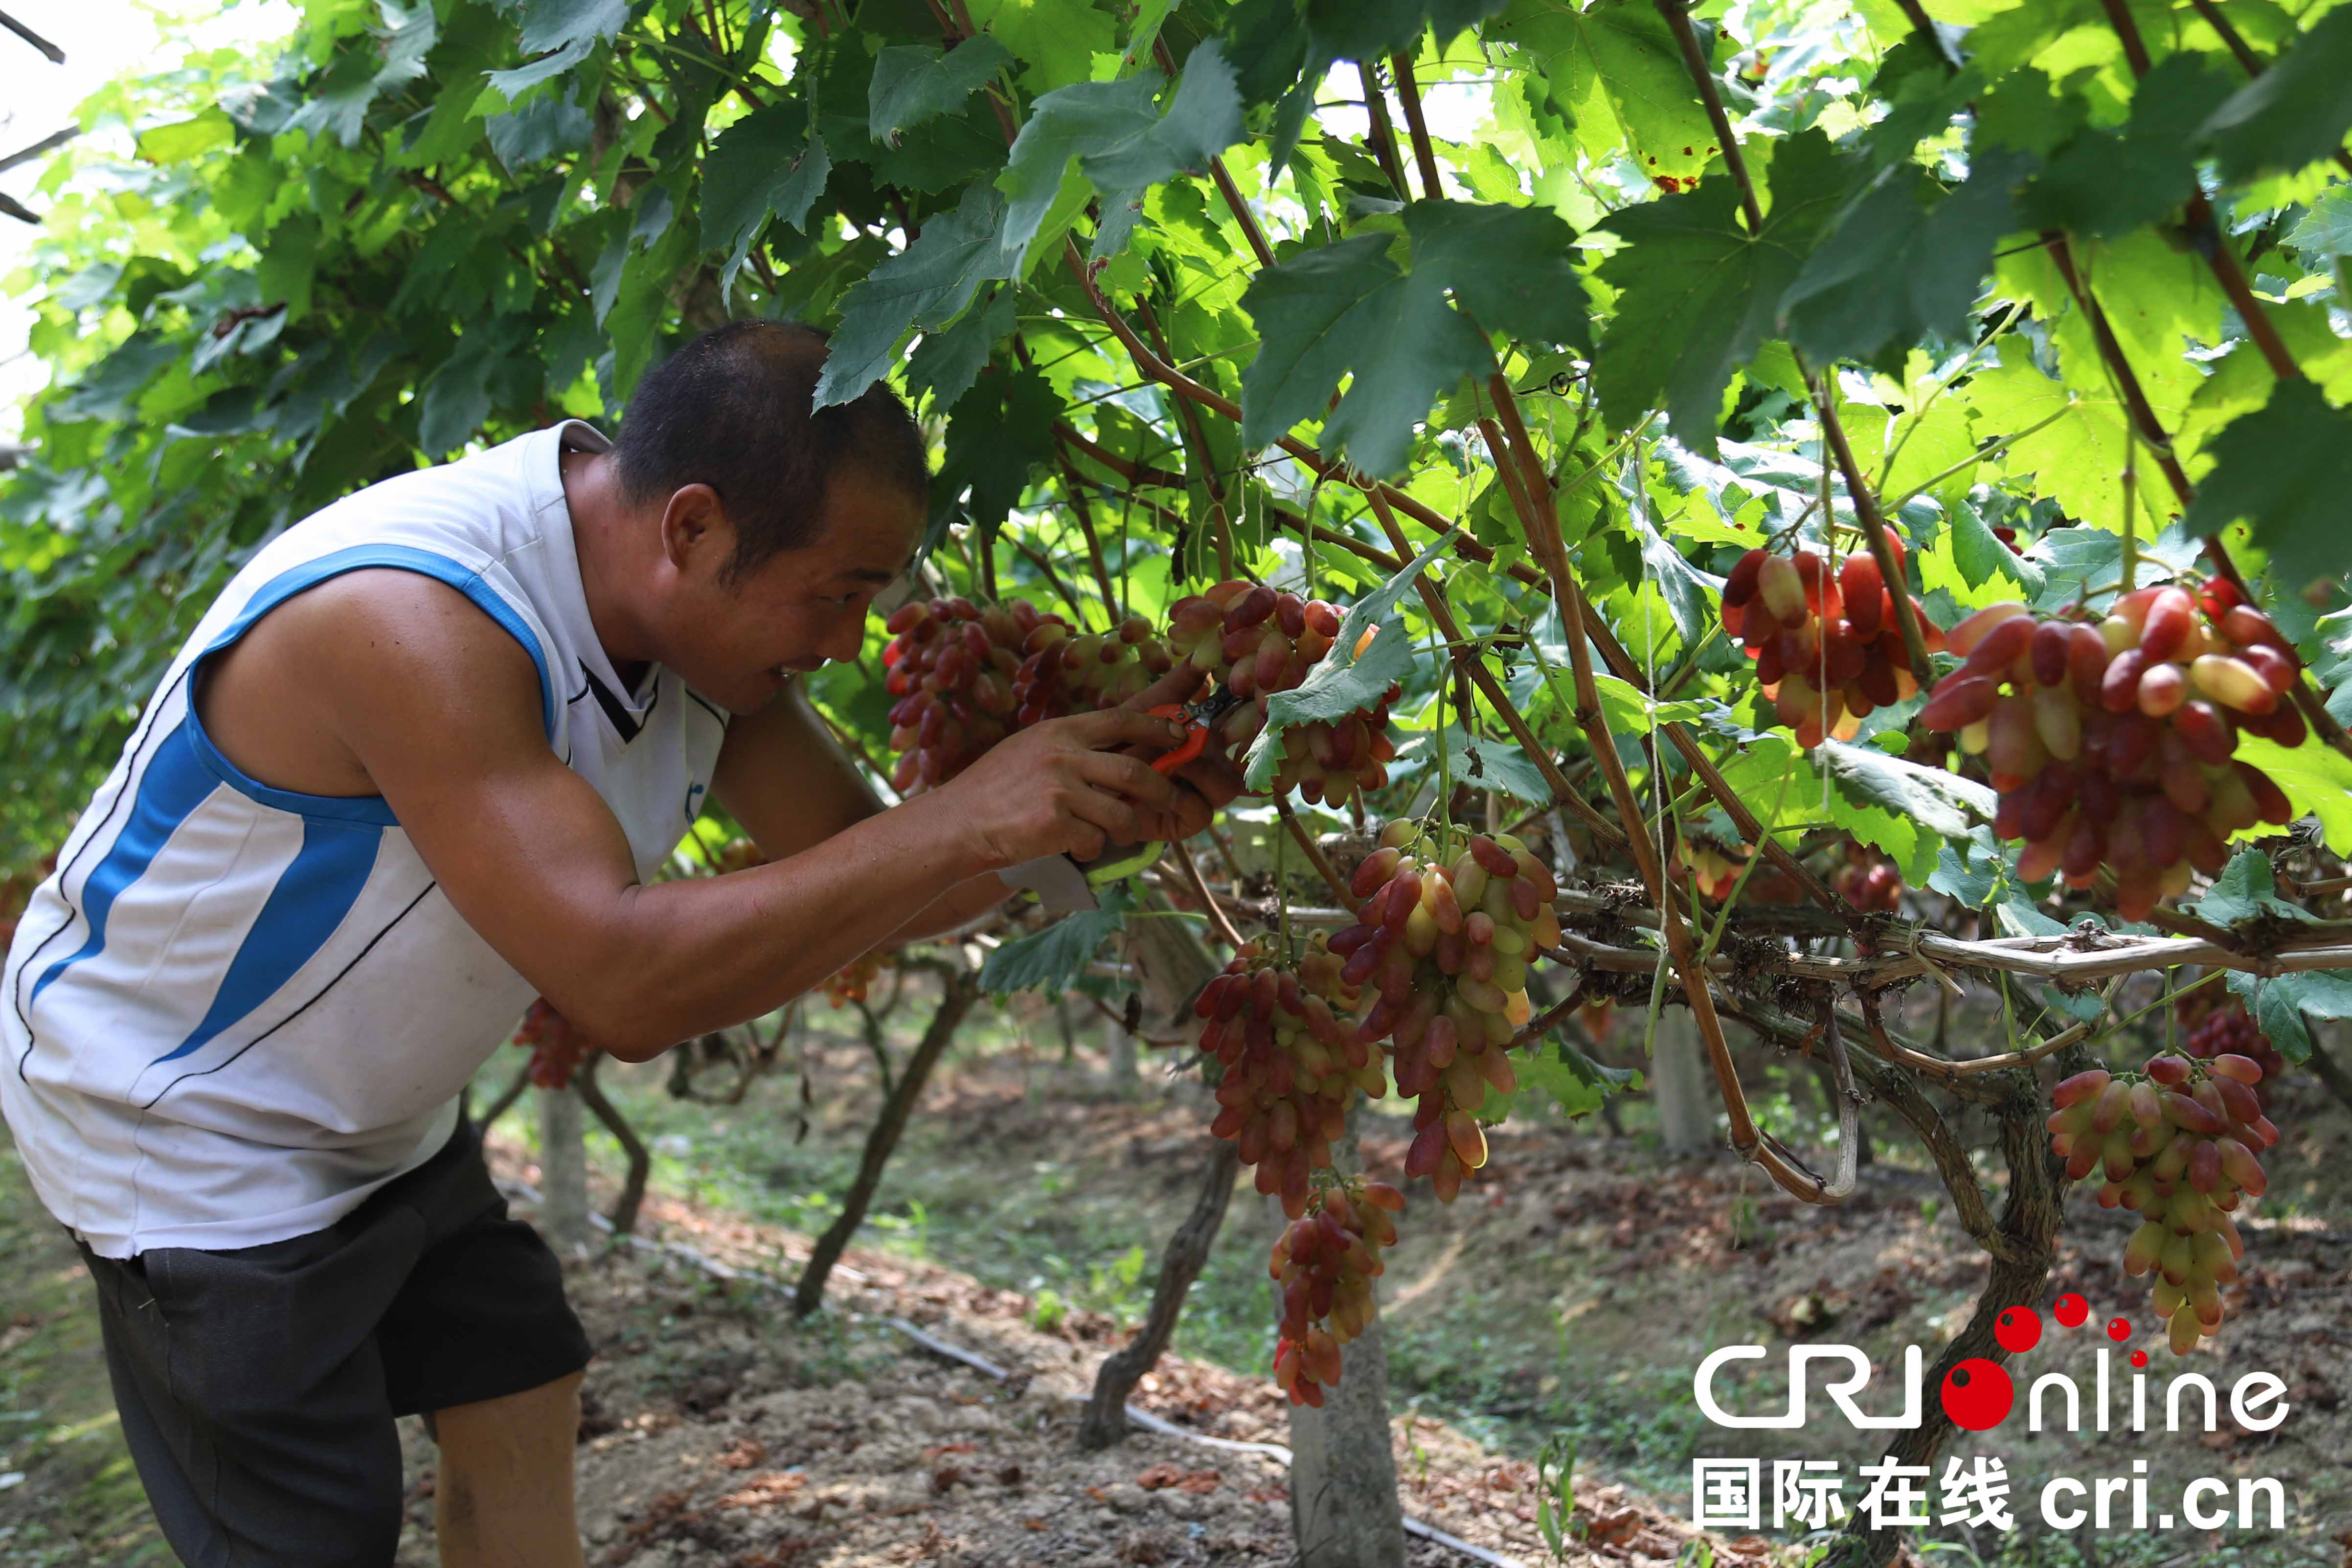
left=2106, top=1317, right=2131, bottom=1342
left=1939, top=1358, right=2014, bottom=1432
left=2054, top=1293, right=2089, bottom=1327
left=1994, top=1306, right=2041, bottom=1354
left=2130, top=1350, right=2149, bottom=1368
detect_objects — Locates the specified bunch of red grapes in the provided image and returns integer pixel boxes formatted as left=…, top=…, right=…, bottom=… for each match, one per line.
left=1832, top=841, right=1903, bottom=912
left=1720, top=541, right=1944, bottom=748
left=822, top=951, right=885, bottom=1008
left=881, top=596, right=1174, bottom=793
left=2050, top=1055, right=2278, bottom=1354
left=1166, top=580, right=1396, bottom=805
left=511, top=998, right=595, bottom=1091
left=1331, top=822, right=1561, bottom=1203
left=1921, top=580, right=2303, bottom=920
left=2179, top=993, right=2287, bottom=1106
left=1193, top=932, right=1379, bottom=1219
left=1270, top=1179, right=1404, bottom=1408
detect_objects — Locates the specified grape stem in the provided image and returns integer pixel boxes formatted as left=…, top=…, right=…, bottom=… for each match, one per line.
left=1168, top=835, right=1247, bottom=952
left=1275, top=797, right=1353, bottom=906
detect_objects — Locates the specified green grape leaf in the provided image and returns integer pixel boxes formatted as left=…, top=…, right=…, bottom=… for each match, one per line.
left=136, top=112, right=237, bottom=165
left=1389, top=726, right=1552, bottom=803
left=2180, top=379, right=2352, bottom=599
left=486, top=91, right=589, bottom=167
left=814, top=184, right=1016, bottom=408
left=1813, top=738, right=1995, bottom=843
left=1244, top=530, right=1455, bottom=790
left=1780, top=150, right=2031, bottom=370
left=981, top=885, right=1131, bottom=994
left=2189, top=849, right=2315, bottom=931
left=1928, top=821, right=2010, bottom=909
left=1309, top=0, right=1512, bottom=62
left=1400, top=199, right=1592, bottom=352
left=905, top=289, right=1018, bottom=410
left=1491, top=0, right=1717, bottom=187
left=934, top=364, right=1062, bottom=545
left=868, top=37, right=1014, bottom=144
left=1489, top=1035, right=1642, bottom=1124
left=1238, top=236, right=1492, bottom=477
left=2019, top=56, right=2232, bottom=238
left=515, top=0, right=626, bottom=54
left=994, top=43, right=1242, bottom=274
left=2225, top=966, right=2352, bottom=1066
left=2197, top=4, right=2352, bottom=183
left=983, top=0, right=1119, bottom=92
left=1595, top=130, right=1847, bottom=459
left=2236, top=734, right=2352, bottom=855
left=702, top=103, right=830, bottom=254
left=2286, top=185, right=2352, bottom=259
left=482, top=37, right=595, bottom=103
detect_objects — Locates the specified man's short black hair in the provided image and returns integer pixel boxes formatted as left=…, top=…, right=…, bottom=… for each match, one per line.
left=612, top=320, right=928, bottom=579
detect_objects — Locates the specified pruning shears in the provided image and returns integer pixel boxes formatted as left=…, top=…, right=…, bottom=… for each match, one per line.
left=996, top=686, right=1241, bottom=913
left=1147, top=686, right=1243, bottom=776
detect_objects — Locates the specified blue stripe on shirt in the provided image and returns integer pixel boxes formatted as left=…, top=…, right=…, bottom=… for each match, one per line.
left=149, top=816, right=384, bottom=1065
left=29, top=718, right=218, bottom=1007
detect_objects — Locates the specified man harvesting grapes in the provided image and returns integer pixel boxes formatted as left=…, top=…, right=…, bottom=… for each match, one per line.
left=0, top=320, right=1239, bottom=1567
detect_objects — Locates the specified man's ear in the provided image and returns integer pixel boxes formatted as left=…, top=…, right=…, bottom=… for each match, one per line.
left=656, top=483, right=734, bottom=574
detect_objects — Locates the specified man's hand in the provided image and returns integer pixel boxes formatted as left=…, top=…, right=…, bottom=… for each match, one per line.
left=925, top=703, right=1194, bottom=869
left=1108, top=666, right=1250, bottom=844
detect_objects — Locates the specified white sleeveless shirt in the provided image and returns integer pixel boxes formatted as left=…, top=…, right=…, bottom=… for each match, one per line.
left=0, top=422, right=729, bottom=1257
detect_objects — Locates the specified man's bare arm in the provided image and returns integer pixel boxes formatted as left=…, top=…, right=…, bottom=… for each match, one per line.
left=709, top=667, right=1249, bottom=949
left=271, top=572, right=1188, bottom=1060
left=707, top=683, right=1014, bottom=944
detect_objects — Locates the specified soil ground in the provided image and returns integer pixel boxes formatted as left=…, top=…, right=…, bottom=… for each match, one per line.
left=0, top=990, right=2345, bottom=1567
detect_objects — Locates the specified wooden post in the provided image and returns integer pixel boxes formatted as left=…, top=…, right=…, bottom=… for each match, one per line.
left=1650, top=1010, right=1719, bottom=1155
left=536, top=1082, right=594, bottom=1257
left=1284, top=1107, right=1405, bottom=1568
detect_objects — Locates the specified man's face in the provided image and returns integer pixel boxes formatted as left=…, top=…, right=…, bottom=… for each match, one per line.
left=658, top=470, right=924, bottom=714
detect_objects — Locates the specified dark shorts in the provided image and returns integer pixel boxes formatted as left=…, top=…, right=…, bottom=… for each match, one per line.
left=75, top=1115, right=593, bottom=1568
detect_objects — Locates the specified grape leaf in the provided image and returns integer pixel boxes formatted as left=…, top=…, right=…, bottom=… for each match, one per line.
left=868, top=37, right=1014, bottom=144
left=2181, top=379, right=2352, bottom=600
left=981, top=885, right=1131, bottom=994
left=2226, top=967, right=2352, bottom=1066
left=994, top=43, right=1242, bottom=274
left=1399, top=199, right=1592, bottom=352
left=934, top=364, right=1062, bottom=545
left=1491, top=0, right=1717, bottom=187
left=1780, top=150, right=2031, bottom=371
left=1595, top=130, right=1848, bottom=459
left=2286, top=185, right=2352, bottom=259
left=1813, top=738, right=1996, bottom=841
left=2197, top=4, right=2352, bottom=183
left=2235, top=734, right=2352, bottom=855
left=1486, top=1035, right=1642, bottom=1123
left=1244, top=530, right=1455, bottom=790
left=702, top=102, right=829, bottom=253
left=2016, top=56, right=2232, bottom=238
left=515, top=0, right=627, bottom=54
left=1238, top=236, right=1493, bottom=477
left=1928, top=821, right=2009, bottom=909
left=905, top=288, right=1017, bottom=410
left=136, top=113, right=237, bottom=165
left=481, top=37, right=595, bottom=103
left=1308, top=0, right=1512, bottom=61
left=2189, top=849, right=2314, bottom=931
left=1389, top=726, right=1551, bottom=803
left=814, top=184, right=1017, bottom=408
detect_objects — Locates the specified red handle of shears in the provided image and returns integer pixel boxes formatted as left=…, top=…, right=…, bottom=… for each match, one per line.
left=1149, top=702, right=1207, bottom=775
